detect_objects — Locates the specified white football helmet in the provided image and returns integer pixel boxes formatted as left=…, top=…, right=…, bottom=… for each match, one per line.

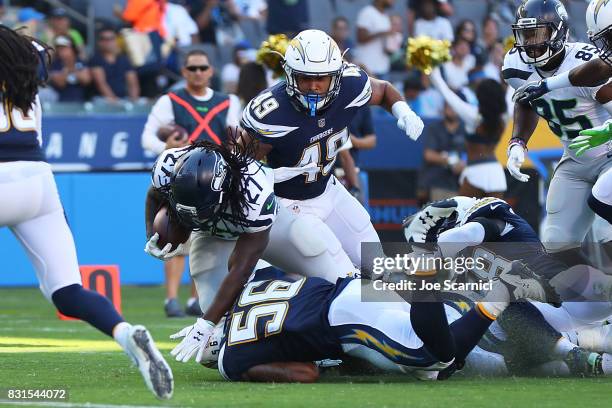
left=283, top=29, right=345, bottom=116
left=587, top=0, right=612, bottom=66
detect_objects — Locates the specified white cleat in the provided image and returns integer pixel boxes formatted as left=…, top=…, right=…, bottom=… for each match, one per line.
left=125, top=325, right=174, bottom=400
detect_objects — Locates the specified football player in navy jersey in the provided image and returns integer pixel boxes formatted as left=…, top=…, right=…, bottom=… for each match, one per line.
left=147, top=138, right=356, bottom=363
left=404, top=197, right=612, bottom=329
left=0, top=26, right=173, bottom=399
left=196, top=262, right=556, bottom=382
left=241, top=29, right=424, bottom=268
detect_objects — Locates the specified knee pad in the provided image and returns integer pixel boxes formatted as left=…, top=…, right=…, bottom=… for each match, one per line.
left=288, top=215, right=340, bottom=258
left=541, top=224, right=582, bottom=253
left=588, top=193, right=612, bottom=224
left=335, top=193, right=371, bottom=235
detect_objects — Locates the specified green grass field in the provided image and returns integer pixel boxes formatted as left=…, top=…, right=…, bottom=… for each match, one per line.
left=2, top=286, right=612, bottom=408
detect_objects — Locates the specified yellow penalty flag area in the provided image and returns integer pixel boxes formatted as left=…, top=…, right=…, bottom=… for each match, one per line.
left=0, top=337, right=175, bottom=353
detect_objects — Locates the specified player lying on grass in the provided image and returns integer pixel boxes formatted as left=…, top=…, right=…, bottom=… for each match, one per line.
left=196, top=250, right=560, bottom=383
left=404, top=196, right=612, bottom=325
left=403, top=197, right=612, bottom=376
left=144, top=135, right=356, bottom=363
left=190, top=260, right=558, bottom=382
left=0, top=26, right=173, bottom=399
left=511, top=0, right=612, bottom=226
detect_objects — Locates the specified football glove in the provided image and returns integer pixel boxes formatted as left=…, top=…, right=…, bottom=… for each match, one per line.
left=569, top=121, right=612, bottom=157
left=403, top=200, right=458, bottom=243
left=144, top=233, right=185, bottom=260
left=170, top=318, right=215, bottom=363
left=512, top=79, right=549, bottom=104
left=392, top=101, right=424, bottom=141
left=507, top=144, right=530, bottom=182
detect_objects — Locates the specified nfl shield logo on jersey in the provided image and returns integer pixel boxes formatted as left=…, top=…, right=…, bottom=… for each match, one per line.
left=318, top=118, right=326, bottom=128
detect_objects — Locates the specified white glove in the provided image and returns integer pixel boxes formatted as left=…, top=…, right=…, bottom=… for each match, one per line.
left=403, top=199, right=458, bottom=243
left=170, top=318, right=215, bottom=363
left=144, top=232, right=185, bottom=260
left=392, top=101, right=424, bottom=141
left=507, top=144, right=530, bottom=182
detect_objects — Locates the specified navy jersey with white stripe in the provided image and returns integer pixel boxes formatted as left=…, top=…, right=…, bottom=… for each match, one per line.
left=0, top=95, right=44, bottom=162
left=218, top=275, right=349, bottom=380
left=241, top=64, right=372, bottom=200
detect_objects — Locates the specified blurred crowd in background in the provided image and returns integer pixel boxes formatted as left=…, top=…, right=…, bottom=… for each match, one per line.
left=0, top=0, right=593, bottom=204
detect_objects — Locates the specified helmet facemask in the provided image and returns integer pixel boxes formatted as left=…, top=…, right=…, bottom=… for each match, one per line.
left=590, top=25, right=612, bottom=67
left=512, top=20, right=568, bottom=67
left=284, top=64, right=344, bottom=116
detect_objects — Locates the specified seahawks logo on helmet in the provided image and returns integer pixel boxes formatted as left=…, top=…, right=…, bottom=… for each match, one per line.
left=211, top=154, right=229, bottom=192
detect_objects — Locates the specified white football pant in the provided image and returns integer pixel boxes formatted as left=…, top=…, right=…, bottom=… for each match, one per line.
left=278, top=176, right=381, bottom=267
left=0, top=161, right=81, bottom=299
left=189, top=204, right=356, bottom=312
left=543, top=153, right=612, bottom=252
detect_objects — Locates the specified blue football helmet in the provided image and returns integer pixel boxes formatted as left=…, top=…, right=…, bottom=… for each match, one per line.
left=169, top=147, right=232, bottom=230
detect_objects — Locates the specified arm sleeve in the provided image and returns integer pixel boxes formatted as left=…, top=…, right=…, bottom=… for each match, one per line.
left=469, top=217, right=505, bottom=241
left=226, top=94, right=242, bottom=128
left=430, top=68, right=480, bottom=130
left=437, top=221, right=486, bottom=258
left=141, top=95, right=174, bottom=155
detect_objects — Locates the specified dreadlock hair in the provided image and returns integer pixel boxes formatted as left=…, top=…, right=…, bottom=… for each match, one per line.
left=0, top=25, right=51, bottom=113
left=173, top=127, right=262, bottom=234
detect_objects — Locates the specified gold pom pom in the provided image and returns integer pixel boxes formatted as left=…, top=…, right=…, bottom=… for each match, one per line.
left=256, top=34, right=290, bottom=78
left=503, top=35, right=516, bottom=54
left=405, top=36, right=451, bottom=75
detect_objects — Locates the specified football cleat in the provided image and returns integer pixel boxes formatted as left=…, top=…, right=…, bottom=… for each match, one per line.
left=164, top=298, right=186, bottom=318
left=497, top=261, right=561, bottom=306
left=124, top=325, right=174, bottom=400
left=185, top=299, right=203, bottom=317
left=564, top=347, right=603, bottom=377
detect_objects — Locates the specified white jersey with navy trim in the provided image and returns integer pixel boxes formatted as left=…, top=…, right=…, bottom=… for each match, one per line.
left=152, top=148, right=278, bottom=240
left=502, top=43, right=611, bottom=162
left=241, top=64, right=372, bottom=200
left=0, top=95, right=44, bottom=162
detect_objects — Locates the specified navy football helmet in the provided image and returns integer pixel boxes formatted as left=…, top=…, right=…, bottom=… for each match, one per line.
left=169, top=147, right=232, bottom=230
left=512, top=0, right=569, bottom=67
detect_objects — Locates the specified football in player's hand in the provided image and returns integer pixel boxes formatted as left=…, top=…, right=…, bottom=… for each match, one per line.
left=157, top=124, right=188, bottom=142
left=153, top=206, right=191, bottom=250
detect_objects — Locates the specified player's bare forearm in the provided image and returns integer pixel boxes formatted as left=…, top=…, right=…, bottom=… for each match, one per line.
left=238, top=129, right=273, bottom=161
left=243, top=362, right=319, bottom=383
left=511, top=102, right=540, bottom=143
left=202, top=230, right=270, bottom=323
left=569, top=58, right=612, bottom=87
left=369, top=77, right=403, bottom=112
left=145, top=185, right=166, bottom=238
left=351, top=134, right=376, bottom=150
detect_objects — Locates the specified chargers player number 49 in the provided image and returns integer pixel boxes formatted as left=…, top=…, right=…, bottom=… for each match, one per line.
left=297, top=129, right=349, bottom=183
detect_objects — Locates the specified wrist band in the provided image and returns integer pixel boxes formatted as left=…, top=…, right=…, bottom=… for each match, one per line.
left=507, top=137, right=527, bottom=156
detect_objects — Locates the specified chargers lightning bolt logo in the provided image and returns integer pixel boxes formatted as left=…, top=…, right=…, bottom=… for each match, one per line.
left=594, top=0, right=611, bottom=24
left=343, top=329, right=421, bottom=362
